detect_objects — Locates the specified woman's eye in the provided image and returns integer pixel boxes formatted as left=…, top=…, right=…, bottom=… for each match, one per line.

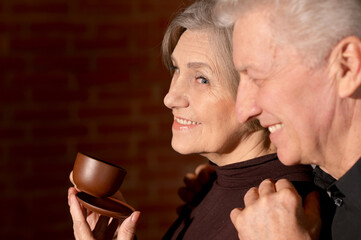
left=170, top=64, right=179, bottom=73
left=196, top=76, right=209, bottom=84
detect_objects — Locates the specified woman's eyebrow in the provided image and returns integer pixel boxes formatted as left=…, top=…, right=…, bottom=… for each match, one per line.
left=187, top=62, right=213, bottom=72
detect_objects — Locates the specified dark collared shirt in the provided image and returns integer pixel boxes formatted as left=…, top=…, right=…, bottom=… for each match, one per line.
left=314, top=158, right=361, bottom=240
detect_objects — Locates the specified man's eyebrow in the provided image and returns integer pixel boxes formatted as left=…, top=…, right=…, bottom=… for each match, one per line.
left=187, top=62, right=213, bottom=72
left=236, top=66, right=247, bottom=73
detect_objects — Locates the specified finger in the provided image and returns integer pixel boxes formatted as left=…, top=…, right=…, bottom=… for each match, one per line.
left=195, top=164, right=215, bottom=185
left=183, top=173, right=202, bottom=193
left=304, top=191, right=321, bottom=219
left=117, top=211, right=140, bottom=240
left=104, top=218, right=120, bottom=240
left=68, top=187, right=78, bottom=205
left=243, top=187, right=259, bottom=207
left=68, top=188, right=87, bottom=218
left=230, top=208, right=243, bottom=227
left=274, top=179, right=296, bottom=192
left=178, top=187, right=195, bottom=203
left=69, top=193, right=94, bottom=239
left=303, top=191, right=321, bottom=239
left=258, top=179, right=276, bottom=196
left=93, top=215, right=111, bottom=239
left=69, top=171, right=74, bottom=184
left=69, top=171, right=80, bottom=191
left=194, top=163, right=210, bottom=175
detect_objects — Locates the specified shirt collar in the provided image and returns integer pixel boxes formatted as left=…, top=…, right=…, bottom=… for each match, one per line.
left=314, top=158, right=361, bottom=202
left=334, top=158, right=361, bottom=205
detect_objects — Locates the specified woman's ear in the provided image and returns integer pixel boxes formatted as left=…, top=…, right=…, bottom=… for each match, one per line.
left=328, top=36, right=361, bottom=98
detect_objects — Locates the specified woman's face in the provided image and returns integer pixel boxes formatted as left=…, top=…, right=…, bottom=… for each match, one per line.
left=164, top=30, right=245, bottom=158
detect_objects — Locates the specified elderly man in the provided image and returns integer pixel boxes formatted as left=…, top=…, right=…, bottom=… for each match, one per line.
left=214, top=0, right=361, bottom=239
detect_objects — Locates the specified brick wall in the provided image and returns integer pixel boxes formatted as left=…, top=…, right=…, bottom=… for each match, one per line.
left=0, top=0, right=207, bottom=239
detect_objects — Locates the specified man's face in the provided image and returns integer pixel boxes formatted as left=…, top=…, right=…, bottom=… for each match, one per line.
left=233, top=9, right=335, bottom=166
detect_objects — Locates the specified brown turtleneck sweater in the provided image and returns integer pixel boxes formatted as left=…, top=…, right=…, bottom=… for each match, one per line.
left=163, top=153, right=315, bottom=240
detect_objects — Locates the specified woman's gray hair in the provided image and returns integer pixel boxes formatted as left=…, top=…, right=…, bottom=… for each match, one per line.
left=214, top=0, right=361, bottom=68
left=162, top=0, right=238, bottom=96
left=162, top=0, right=270, bottom=148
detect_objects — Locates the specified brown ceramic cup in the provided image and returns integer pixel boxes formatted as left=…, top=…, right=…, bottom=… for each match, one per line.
left=73, top=152, right=127, bottom=198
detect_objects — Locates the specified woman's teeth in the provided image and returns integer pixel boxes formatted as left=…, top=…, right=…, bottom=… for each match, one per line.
left=268, top=123, right=284, bottom=133
left=175, top=117, right=200, bottom=125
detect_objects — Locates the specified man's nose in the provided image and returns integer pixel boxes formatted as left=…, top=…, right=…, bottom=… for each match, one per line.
left=235, top=77, right=262, bottom=124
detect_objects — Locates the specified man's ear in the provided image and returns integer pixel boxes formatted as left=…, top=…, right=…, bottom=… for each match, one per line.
left=328, top=36, right=361, bottom=98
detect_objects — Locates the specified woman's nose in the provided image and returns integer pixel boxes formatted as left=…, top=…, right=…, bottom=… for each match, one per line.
left=235, top=76, right=262, bottom=124
left=163, top=80, right=189, bottom=109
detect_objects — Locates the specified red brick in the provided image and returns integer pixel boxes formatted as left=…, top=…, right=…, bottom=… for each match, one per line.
left=32, top=125, right=88, bottom=139
left=0, top=89, right=26, bottom=103
left=76, top=142, right=130, bottom=163
left=11, top=73, right=69, bottom=87
left=9, top=143, right=67, bottom=158
left=74, top=38, right=128, bottom=50
left=10, top=37, right=67, bottom=52
left=14, top=174, right=68, bottom=193
left=139, top=168, right=182, bottom=182
left=97, top=21, right=149, bottom=37
left=138, top=1, right=186, bottom=13
left=97, top=86, right=153, bottom=101
left=0, top=160, right=27, bottom=174
left=30, top=157, right=73, bottom=176
left=75, top=72, right=130, bottom=85
left=138, top=137, right=170, bottom=149
left=13, top=108, right=69, bottom=122
left=0, top=23, right=22, bottom=33
left=96, top=57, right=147, bottom=71
left=137, top=202, right=178, bottom=214
left=12, top=3, right=69, bottom=14
left=138, top=70, right=170, bottom=83
left=0, top=126, right=25, bottom=139
left=0, top=57, right=26, bottom=72
left=159, top=118, right=174, bottom=132
left=32, top=89, right=88, bottom=102
left=30, top=22, right=87, bottom=34
left=105, top=154, right=148, bottom=166
left=98, top=122, right=149, bottom=135
left=140, top=102, right=168, bottom=115
left=78, top=106, right=131, bottom=119
left=32, top=56, right=90, bottom=72
left=77, top=1, right=133, bottom=15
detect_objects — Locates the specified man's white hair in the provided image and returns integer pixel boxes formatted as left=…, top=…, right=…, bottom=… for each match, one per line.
left=214, top=0, right=361, bottom=67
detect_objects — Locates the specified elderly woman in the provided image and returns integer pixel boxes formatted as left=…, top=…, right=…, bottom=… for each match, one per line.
left=68, top=0, right=318, bottom=239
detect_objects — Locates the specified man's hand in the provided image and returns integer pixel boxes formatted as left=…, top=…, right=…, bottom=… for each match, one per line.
left=230, top=179, right=321, bottom=240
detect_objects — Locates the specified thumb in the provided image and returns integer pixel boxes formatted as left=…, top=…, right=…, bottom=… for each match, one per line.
left=303, top=191, right=320, bottom=219
left=303, top=191, right=321, bottom=238
left=117, top=211, right=140, bottom=240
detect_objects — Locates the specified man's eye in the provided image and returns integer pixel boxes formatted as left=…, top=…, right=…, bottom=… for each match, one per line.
left=196, top=76, right=209, bottom=84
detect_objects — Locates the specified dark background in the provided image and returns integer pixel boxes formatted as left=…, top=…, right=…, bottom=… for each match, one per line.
left=0, top=0, right=206, bottom=239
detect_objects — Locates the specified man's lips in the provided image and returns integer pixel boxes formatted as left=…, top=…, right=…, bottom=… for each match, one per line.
left=267, top=123, right=285, bottom=133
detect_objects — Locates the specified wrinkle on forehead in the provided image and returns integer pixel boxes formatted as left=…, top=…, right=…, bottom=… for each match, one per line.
left=172, top=29, right=224, bottom=79
left=233, top=8, right=280, bottom=78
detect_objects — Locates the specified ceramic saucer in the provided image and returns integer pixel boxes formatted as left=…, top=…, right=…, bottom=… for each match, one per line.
left=76, top=192, right=134, bottom=219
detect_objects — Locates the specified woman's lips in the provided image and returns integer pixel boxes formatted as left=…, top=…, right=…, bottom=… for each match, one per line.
left=172, top=117, right=200, bottom=130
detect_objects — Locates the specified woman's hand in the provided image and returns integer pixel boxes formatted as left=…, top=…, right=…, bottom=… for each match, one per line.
left=68, top=187, right=140, bottom=240
left=178, top=163, right=216, bottom=203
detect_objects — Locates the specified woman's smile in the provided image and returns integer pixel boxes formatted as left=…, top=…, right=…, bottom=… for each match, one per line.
left=173, top=116, right=201, bottom=130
